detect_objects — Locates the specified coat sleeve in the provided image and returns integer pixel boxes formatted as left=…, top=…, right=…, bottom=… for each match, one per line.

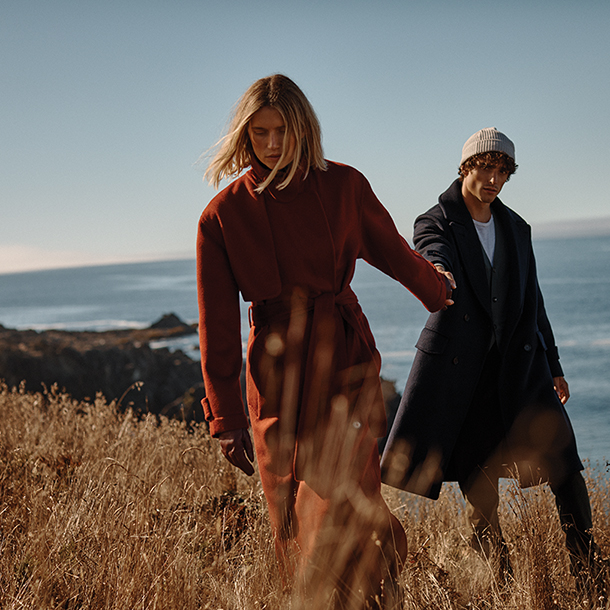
left=357, top=177, right=450, bottom=312
left=196, top=210, right=249, bottom=437
left=535, top=276, right=564, bottom=378
left=412, top=209, right=456, bottom=273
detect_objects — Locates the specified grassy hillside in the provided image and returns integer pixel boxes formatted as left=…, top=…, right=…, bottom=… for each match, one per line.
left=0, top=383, right=608, bottom=609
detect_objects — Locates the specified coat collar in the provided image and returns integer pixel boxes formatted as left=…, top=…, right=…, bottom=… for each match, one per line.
left=215, top=158, right=332, bottom=303
left=246, top=156, right=309, bottom=202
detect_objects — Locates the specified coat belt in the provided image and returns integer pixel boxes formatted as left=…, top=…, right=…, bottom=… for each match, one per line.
left=249, top=286, right=360, bottom=330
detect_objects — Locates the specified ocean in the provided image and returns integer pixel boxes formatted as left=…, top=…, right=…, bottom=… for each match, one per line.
left=1, top=236, right=608, bottom=465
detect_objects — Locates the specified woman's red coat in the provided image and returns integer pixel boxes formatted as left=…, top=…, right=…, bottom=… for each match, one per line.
left=196, top=160, right=449, bottom=446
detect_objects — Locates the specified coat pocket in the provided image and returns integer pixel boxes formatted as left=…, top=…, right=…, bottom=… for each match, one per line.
left=415, top=327, right=449, bottom=355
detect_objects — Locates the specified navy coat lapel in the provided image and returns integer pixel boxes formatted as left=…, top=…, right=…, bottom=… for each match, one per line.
left=451, top=218, right=492, bottom=318
left=438, top=181, right=533, bottom=340
left=492, top=201, right=532, bottom=349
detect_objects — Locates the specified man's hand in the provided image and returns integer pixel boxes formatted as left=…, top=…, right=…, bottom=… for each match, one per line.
left=553, top=376, right=570, bottom=405
left=435, top=264, right=456, bottom=309
left=218, top=428, right=255, bottom=476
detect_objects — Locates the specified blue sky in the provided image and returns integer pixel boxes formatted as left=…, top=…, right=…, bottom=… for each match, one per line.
left=2, top=0, right=609, bottom=273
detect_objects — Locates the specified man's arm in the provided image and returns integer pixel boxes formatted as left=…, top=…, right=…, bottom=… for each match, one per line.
left=413, top=211, right=456, bottom=273
left=532, top=261, right=567, bottom=403
left=535, top=279, right=564, bottom=379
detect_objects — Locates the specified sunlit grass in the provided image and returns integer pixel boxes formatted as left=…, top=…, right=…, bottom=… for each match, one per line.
left=0, top=382, right=608, bottom=609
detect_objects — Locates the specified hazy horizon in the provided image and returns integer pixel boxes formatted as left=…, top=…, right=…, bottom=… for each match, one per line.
left=2, top=215, right=609, bottom=276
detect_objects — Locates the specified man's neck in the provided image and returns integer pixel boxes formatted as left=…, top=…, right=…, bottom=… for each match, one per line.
left=462, top=186, right=492, bottom=223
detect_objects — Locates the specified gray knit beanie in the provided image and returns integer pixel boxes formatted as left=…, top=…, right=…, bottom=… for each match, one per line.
left=460, top=127, right=515, bottom=165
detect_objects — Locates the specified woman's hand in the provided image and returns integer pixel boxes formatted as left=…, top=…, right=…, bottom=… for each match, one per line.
left=218, top=428, right=255, bottom=476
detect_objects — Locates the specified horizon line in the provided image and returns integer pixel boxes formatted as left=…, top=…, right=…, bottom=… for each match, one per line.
left=2, top=216, right=610, bottom=276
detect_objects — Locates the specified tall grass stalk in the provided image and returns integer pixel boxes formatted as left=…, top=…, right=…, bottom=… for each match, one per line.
left=0, top=382, right=607, bottom=609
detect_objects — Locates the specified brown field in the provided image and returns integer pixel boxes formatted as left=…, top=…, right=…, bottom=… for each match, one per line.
left=0, top=382, right=608, bottom=609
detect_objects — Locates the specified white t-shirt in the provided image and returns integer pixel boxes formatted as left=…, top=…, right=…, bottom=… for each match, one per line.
left=473, top=215, right=496, bottom=264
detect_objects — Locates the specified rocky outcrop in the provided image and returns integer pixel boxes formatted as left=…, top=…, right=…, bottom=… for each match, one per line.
left=0, top=314, right=206, bottom=421
left=0, top=313, right=402, bottom=436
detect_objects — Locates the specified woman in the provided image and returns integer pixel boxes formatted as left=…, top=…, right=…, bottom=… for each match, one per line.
left=197, top=74, right=453, bottom=607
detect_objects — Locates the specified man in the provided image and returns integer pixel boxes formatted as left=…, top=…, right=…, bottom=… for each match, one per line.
left=380, top=127, right=599, bottom=584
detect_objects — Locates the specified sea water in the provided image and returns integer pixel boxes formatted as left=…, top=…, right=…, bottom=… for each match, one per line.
left=0, top=236, right=608, bottom=464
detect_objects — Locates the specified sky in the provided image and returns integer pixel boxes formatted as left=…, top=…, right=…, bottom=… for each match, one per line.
left=1, top=0, right=609, bottom=274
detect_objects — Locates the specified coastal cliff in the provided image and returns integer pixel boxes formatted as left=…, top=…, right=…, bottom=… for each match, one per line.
left=0, top=314, right=206, bottom=421
left=0, top=312, right=400, bottom=439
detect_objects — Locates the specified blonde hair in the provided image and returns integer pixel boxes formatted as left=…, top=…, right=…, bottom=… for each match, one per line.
left=204, top=74, right=326, bottom=193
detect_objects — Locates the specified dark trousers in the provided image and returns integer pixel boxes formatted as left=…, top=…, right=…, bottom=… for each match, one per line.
left=460, top=460, right=594, bottom=568
left=454, top=346, right=594, bottom=567
left=551, top=471, right=595, bottom=564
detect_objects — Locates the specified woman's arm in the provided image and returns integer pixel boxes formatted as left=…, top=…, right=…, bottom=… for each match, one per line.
left=197, top=213, right=249, bottom=437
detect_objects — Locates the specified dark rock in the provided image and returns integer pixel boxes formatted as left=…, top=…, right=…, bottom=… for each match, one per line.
left=149, top=313, right=197, bottom=334
left=160, top=382, right=207, bottom=422
left=0, top=313, right=402, bottom=433
left=0, top=314, right=204, bottom=420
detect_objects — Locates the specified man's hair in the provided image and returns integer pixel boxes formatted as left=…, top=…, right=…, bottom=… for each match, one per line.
left=203, top=74, right=326, bottom=193
left=458, top=151, right=518, bottom=182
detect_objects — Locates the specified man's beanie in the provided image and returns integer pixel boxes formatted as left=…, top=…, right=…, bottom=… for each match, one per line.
left=460, top=127, right=515, bottom=165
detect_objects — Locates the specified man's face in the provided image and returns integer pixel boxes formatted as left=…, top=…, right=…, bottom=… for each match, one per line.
left=462, top=164, right=510, bottom=205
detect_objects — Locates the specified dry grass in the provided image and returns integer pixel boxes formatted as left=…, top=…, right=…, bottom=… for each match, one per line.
left=0, top=382, right=608, bottom=609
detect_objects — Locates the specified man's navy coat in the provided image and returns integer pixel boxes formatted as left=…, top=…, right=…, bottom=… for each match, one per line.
left=380, top=179, right=583, bottom=499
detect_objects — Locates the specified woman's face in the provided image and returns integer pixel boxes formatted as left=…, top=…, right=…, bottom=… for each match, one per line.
left=247, top=106, right=296, bottom=170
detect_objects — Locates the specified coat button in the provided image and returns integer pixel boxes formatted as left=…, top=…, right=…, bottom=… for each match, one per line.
left=524, top=344, right=532, bottom=352
left=453, top=357, right=459, bottom=365
left=464, top=314, right=470, bottom=322
left=492, top=297, right=498, bottom=303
